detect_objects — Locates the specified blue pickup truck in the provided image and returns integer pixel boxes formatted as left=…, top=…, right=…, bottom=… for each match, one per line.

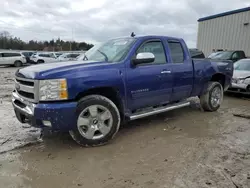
left=12, top=35, right=233, bottom=146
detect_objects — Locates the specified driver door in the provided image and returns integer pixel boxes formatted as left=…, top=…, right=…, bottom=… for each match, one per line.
left=125, top=39, right=173, bottom=110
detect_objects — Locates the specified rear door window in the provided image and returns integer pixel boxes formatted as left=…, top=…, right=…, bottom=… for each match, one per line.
left=167, top=41, right=184, bottom=63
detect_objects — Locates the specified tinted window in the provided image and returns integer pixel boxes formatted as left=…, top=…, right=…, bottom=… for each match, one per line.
left=71, top=54, right=80, bottom=58
left=39, top=54, right=50, bottom=57
left=168, top=41, right=184, bottom=63
left=232, top=52, right=240, bottom=59
left=137, top=41, right=166, bottom=64
left=189, top=49, right=205, bottom=58
left=3, top=53, right=21, bottom=57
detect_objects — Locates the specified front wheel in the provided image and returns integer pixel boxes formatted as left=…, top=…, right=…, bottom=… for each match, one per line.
left=200, top=82, right=223, bottom=112
left=69, top=95, right=121, bottom=147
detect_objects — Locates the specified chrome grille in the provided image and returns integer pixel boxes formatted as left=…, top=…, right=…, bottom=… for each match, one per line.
left=15, top=77, right=39, bottom=103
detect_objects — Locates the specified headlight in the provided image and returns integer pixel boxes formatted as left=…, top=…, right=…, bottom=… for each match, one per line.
left=39, top=79, right=68, bottom=101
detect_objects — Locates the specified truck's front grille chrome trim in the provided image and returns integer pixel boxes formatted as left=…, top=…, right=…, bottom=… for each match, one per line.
left=15, top=76, right=39, bottom=103
left=12, top=92, right=35, bottom=115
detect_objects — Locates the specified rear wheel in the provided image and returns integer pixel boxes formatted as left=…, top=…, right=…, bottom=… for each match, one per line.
left=14, top=61, right=22, bottom=67
left=200, top=82, right=223, bottom=111
left=69, top=95, right=121, bottom=147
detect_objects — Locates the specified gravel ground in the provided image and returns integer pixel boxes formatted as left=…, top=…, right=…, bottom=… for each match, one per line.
left=0, top=66, right=250, bottom=188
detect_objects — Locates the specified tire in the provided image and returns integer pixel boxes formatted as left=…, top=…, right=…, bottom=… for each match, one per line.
left=200, top=82, right=223, bottom=112
left=37, top=60, right=44, bottom=64
left=69, top=95, right=121, bottom=147
left=14, top=61, right=22, bottom=67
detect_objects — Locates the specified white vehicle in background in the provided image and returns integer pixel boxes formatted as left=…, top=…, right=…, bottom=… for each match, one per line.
left=58, top=53, right=81, bottom=61
left=0, top=51, right=27, bottom=67
left=30, top=52, right=58, bottom=64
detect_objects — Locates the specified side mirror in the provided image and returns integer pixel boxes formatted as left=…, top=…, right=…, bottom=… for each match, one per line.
left=132, top=52, right=155, bottom=66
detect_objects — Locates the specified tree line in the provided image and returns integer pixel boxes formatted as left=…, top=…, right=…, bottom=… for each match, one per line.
left=0, top=31, right=94, bottom=51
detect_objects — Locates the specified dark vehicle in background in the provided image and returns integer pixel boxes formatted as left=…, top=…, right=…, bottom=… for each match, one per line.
left=227, top=59, right=250, bottom=95
left=21, top=51, right=35, bottom=64
left=208, top=50, right=246, bottom=62
left=55, top=52, right=63, bottom=58
left=189, top=48, right=205, bottom=58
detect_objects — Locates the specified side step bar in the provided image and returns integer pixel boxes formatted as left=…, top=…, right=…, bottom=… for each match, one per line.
left=129, top=101, right=190, bottom=120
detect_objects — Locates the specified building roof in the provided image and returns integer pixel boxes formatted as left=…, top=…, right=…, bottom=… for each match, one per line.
left=198, top=7, right=250, bottom=22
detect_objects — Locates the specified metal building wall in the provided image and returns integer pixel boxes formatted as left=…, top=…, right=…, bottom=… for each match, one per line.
left=197, top=10, right=250, bottom=57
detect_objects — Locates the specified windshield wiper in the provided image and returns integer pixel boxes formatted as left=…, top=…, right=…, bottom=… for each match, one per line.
left=97, top=50, right=108, bottom=62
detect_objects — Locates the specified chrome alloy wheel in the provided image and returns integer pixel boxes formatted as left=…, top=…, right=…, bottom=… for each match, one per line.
left=77, top=105, right=113, bottom=140
left=210, top=86, right=222, bottom=108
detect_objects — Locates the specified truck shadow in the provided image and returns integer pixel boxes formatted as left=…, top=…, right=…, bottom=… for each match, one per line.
left=39, top=103, right=202, bottom=150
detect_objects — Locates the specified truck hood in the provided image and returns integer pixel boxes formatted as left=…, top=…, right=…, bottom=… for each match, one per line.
left=233, top=70, right=250, bottom=79
left=17, top=60, right=108, bottom=79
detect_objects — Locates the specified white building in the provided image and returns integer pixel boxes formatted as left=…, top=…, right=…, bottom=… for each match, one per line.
left=197, top=7, right=250, bottom=57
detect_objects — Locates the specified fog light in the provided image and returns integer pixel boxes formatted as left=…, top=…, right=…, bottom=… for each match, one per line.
left=42, top=120, right=52, bottom=127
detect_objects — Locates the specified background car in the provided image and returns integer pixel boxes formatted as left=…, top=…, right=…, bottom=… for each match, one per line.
left=30, top=52, right=58, bottom=64
left=0, top=51, right=27, bottom=67
left=55, top=52, right=63, bottom=58
left=208, top=50, right=246, bottom=62
left=21, top=51, right=35, bottom=64
left=227, top=59, right=250, bottom=95
left=189, top=48, right=205, bottom=58
left=58, top=53, right=81, bottom=61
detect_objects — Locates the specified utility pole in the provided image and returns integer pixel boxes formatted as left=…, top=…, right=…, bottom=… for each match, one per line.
left=70, top=28, right=73, bottom=51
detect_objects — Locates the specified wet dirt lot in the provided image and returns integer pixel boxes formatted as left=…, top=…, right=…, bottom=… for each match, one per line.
left=0, top=66, right=250, bottom=188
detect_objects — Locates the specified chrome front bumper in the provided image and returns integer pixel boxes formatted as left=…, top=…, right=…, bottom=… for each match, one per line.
left=12, top=91, right=36, bottom=116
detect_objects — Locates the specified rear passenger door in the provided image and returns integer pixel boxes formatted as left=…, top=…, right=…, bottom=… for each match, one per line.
left=166, top=40, right=193, bottom=102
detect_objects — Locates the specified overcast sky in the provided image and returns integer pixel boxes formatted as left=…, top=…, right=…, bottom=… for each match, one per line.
left=0, top=0, right=249, bottom=47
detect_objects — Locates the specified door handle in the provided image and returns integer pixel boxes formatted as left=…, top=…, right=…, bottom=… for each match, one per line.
left=161, top=70, right=171, bottom=74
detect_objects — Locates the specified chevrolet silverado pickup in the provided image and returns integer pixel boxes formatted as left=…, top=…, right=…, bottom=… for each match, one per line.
left=12, top=35, right=233, bottom=146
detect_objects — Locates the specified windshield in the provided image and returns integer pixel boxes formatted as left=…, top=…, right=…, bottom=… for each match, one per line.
left=209, top=51, right=233, bottom=60
left=77, top=38, right=136, bottom=62
left=234, top=59, right=250, bottom=71
left=208, top=52, right=222, bottom=58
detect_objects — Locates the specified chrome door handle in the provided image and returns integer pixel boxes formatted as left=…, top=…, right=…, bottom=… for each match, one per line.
left=161, top=70, right=171, bottom=74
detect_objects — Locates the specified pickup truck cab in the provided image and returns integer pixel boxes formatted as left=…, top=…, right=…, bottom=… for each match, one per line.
left=12, top=35, right=233, bottom=146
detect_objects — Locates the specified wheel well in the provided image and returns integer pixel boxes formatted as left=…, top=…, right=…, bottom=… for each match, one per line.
left=75, top=87, right=124, bottom=116
left=38, top=59, right=44, bottom=62
left=210, top=73, right=225, bottom=88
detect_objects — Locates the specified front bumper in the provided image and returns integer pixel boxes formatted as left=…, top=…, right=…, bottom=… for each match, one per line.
left=227, top=83, right=250, bottom=95
left=12, top=91, right=77, bottom=131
